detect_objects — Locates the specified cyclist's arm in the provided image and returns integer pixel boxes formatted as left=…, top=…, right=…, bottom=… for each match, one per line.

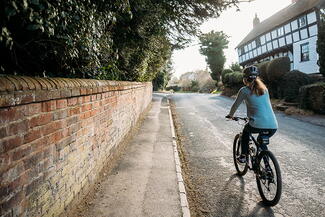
left=227, top=88, right=245, bottom=117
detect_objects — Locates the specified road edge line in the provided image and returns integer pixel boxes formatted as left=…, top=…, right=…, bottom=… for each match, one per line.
left=167, top=98, right=191, bottom=217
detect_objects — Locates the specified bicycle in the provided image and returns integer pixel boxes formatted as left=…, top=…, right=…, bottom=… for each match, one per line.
left=230, top=117, right=282, bottom=206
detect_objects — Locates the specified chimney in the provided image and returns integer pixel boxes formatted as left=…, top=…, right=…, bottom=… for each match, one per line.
left=253, top=13, right=260, bottom=28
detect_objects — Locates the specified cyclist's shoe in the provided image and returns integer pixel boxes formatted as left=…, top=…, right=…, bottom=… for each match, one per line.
left=237, top=155, right=247, bottom=164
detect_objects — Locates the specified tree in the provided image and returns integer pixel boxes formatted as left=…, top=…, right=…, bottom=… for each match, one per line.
left=199, top=31, right=229, bottom=82
left=317, top=8, right=325, bottom=77
left=1, top=0, right=242, bottom=81
left=230, top=62, right=242, bottom=72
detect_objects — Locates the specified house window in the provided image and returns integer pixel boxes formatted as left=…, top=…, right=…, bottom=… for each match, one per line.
left=262, top=45, right=267, bottom=53
left=298, top=16, right=307, bottom=28
left=279, top=37, right=285, bottom=47
left=309, top=24, right=317, bottom=36
left=293, top=31, right=300, bottom=42
left=291, top=20, right=298, bottom=31
left=300, top=28, right=308, bottom=39
left=271, top=30, right=277, bottom=39
left=241, top=47, right=245, bottom=54
left=266, top=32, right=271, bottom=41
left=252, top=41, right=256, bottom=49
left=286, top=34, right=292, bottom=44
left=284, top=23, right=291, bottom=34
left=272, top=40, right=279, bottom=49
left=277, top=27, right=284, bottom=36
left=307, top=11, right=317, bottom=24
left=301, top=43, right=309, bottom=62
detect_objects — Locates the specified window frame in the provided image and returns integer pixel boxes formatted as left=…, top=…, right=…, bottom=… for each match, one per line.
left=300, top=43, right=309, bottom=62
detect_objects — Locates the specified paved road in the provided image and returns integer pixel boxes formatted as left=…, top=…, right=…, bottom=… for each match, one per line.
left=170, top=93, right=325, bottom=217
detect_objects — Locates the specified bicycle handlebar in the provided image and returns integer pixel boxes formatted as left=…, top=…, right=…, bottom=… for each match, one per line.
left=226, top=116, right=249, bottom=122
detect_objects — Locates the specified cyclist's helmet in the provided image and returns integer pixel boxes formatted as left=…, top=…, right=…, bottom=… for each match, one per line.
left=243, top=65, right=259, bottom=82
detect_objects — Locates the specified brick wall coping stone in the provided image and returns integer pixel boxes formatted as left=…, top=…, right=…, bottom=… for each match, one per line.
left=0, top=75, right=150, bottom=108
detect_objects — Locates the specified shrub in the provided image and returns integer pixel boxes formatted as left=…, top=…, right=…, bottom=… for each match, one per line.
left=221, top=69, right=233, bottom=84
left=278, top=70, right=311, bottom=102
left=267, top=57, right=290, bottom=82
left=266, top=57, right=290, bottom=98
left=299, top=82, right=325, bottom=114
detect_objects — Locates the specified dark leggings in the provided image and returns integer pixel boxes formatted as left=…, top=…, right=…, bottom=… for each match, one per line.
left=241, top=124, right=277, bottom=155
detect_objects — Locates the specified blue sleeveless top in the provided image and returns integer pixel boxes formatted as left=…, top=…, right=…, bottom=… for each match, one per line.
left=229, top=86, right=278, bottom=129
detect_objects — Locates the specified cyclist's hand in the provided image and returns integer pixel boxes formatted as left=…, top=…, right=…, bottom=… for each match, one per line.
left=225, top=115, right=232, bottom=119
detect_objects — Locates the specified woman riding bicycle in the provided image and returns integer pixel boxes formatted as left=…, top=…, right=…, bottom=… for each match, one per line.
left=226, top=65, right=278, bottom=163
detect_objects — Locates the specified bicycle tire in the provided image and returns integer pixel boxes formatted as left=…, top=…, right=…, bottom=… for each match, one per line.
left=233, top=134, right=248, bottom=176
left=256, top=150, right=282, bottom=206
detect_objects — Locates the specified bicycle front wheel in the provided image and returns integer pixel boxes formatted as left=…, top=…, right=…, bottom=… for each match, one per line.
left=233, top=134, right=248, bottom=176
left=256, top=150, right=282, bottom=206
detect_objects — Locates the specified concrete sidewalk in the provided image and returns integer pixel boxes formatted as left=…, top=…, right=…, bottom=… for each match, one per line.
left=78, top=93, right=188, bottom=217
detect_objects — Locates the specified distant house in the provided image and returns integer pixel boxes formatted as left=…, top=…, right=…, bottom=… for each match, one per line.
left=236, top=0, right=325, bottom=74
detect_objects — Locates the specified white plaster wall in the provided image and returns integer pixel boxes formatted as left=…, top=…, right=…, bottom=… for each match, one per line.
left=293, top=36, right=319, bottom=74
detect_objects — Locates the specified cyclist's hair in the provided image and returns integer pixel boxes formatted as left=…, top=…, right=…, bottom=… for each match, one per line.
left=244, top=77, right=267, bottom=96
left=251, top=77, right=267, bottom=96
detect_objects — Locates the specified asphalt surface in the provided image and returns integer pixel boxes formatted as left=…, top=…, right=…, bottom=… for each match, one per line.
left=170, top=93, right=325, bottom=217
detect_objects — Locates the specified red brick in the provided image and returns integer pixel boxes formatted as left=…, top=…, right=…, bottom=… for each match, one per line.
left=60, top=89, right=71, bottom=98
left=69, top=107, right=80, bottom=116
left=90, top=109, right=99, bottom=117
left=0, top=190, right=25, bottom=211
left=30, top=137, right=46, bottom=153
left=83, top=96, right=91, bottom=103
left=66, top=116, right=78, bottom=126
left=41, top=101, right=56, bottom=112
left=0, top=126, right=8, bottom=139
left=81, top=104, right=92, bottom=112
left=56, top=99, right=67, bottom=109
left=29, top=113, right=53, bottom=128
left=0, top=153, right=10, bottom=172
left=7, top=120, right=28, bottom=136
left=1, top=136, right=24, bottom=153
left=0, top=171, right=28, bottom=201
left=91, top=95, right=97, bottom=101
left=12, top=145, right=32, bottom=161
left=1, top=162, right=24, bottom=183
left=41, top=121, right=64, bottom=136
left=24, top=128, right=41, bottom=144
left=67, top=97, right=78, bottom=106
left=24, top=103, right=42, bottom=116
left=53, top=109, right=68, bottom=121
left=25, top=175, right=44, bottom=196
left=23, top=151, right=44, bottom=170
left=46, top=130, right=63, bottom=145
left=0, top=107, right=24, bottom=124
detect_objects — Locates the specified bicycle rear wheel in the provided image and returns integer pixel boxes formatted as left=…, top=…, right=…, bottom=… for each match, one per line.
left=256, top=150, right=282, bottom=206
left=233, top=134, right=248, bottom=176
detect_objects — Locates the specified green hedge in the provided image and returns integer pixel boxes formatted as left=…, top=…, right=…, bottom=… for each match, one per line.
left=267, top=57, right=290, bottom=82
left=299, top=82, right=325, bottom=114
left=279, top=70, right=311, bottom=102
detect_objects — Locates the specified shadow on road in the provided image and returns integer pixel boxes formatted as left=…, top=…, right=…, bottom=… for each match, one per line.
left=213, top=174, right=245, bottom=217
left=244, top=201, right=275, bottom=217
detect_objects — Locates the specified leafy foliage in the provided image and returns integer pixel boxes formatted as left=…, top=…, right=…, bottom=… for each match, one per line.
left=279, top=70, right=311, bottom=102
left=199, top=31, right=229, bottom=82
left=1, top=0, right=241, bottom=82
left=229, top=62, right=242, bottom=72
left=299, top=82, right=325, bottom=114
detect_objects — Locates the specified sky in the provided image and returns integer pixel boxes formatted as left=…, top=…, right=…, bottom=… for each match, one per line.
left=171, top=0, right=293, bottom=78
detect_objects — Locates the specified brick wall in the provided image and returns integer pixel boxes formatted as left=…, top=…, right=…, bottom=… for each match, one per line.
left=0, top=76, right=152, bottom=217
